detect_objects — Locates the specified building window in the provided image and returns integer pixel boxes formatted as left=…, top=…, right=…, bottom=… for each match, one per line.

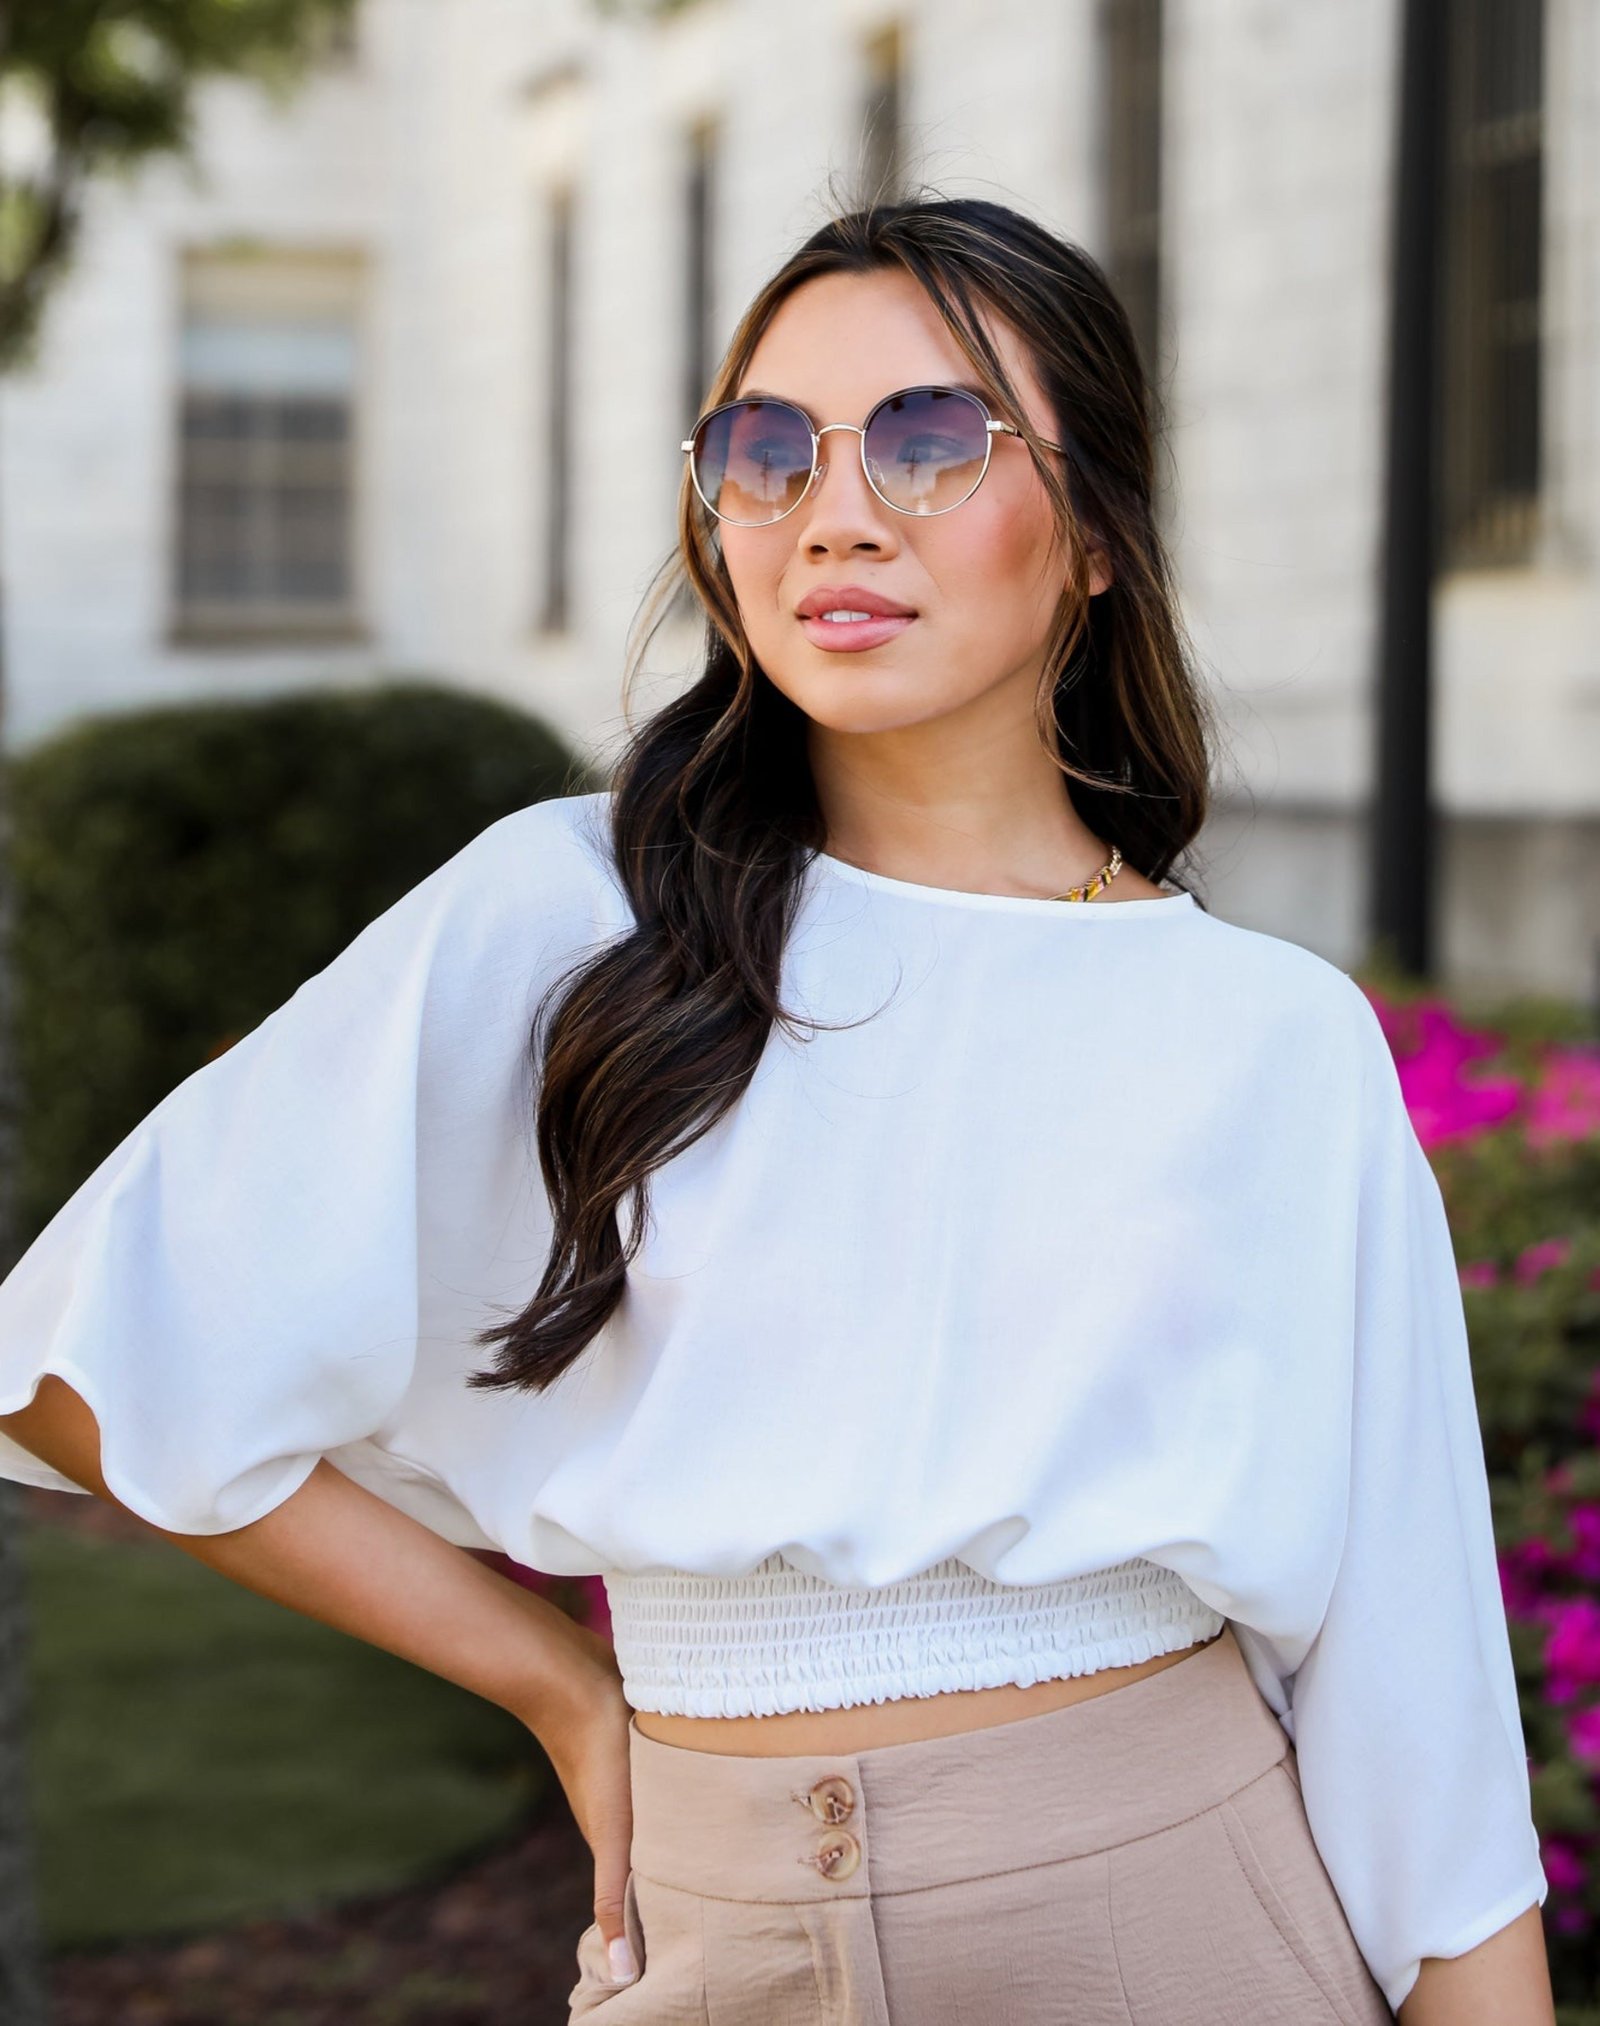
left=1099, top=0, right=1163, bottom=391
left=172, top=250, right=364, bottom=643
left=860, top=24, right=905, bottom=206
left=1439, top=0, right=1544, bottom=568
left=538, top=182, right=576, bottom=635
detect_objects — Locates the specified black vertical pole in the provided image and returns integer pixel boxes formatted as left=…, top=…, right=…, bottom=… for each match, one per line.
left=1372, top=0, right=1447, bottom=980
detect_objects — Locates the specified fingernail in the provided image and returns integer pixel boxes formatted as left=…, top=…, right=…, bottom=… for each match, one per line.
left=608, top=1934, right=637, bottom=1981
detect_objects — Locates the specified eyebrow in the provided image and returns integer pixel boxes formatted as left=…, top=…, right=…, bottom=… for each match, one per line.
left=730, top=379, right=996, bottom=414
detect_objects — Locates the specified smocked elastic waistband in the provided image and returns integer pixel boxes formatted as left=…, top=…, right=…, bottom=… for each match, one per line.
left=625, top=1620, right=1289, bottom=1905
left=606, top=1552, right=1227, bottom=1719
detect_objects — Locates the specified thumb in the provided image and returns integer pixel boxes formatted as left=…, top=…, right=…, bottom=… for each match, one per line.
left=593, top=1853, right=637, bottom=1984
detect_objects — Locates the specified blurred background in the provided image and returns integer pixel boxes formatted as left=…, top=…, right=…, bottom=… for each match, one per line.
left=1, top=2, right=1598, bottom=2022
left=3, top=0, right=1596, bottom=994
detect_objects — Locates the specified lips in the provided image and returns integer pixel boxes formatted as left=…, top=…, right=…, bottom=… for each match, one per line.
left=799, top=611, right=917, bottom=653
left=795, top=586, right=918, bottom=620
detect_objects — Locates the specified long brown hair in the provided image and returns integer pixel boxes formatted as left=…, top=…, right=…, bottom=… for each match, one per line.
left=467, top=192, right=1220, bottom=1395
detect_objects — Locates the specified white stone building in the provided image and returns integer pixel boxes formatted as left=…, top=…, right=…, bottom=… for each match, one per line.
left=2, top=0, right=1596, bottom=997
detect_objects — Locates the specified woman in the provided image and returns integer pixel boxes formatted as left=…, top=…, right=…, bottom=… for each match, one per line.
left=0, top=197, right=1553, bottom=2023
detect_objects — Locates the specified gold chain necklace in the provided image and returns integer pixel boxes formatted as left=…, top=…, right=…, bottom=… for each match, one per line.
left=1046, top=843, right=1123, bottom=903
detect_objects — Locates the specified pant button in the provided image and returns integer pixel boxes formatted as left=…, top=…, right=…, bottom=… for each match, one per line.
left=807, top=1775, right=856, bottom=1823
left=813, top=1828, right=860, bottom=1880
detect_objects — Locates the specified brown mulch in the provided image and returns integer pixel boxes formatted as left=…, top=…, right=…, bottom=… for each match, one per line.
left=20, top=1487, right=599, bottom=2026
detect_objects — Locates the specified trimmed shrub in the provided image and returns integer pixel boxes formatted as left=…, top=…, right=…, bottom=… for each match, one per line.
left=10, top=681, right=598, bottom=1245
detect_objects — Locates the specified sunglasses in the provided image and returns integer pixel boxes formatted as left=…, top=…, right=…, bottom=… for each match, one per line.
left=680, top=383, right=1067, bottom=527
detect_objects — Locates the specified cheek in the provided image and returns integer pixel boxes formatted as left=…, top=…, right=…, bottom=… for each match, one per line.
left=721, top=536, right=790, bottom=644
left=925, top=491, right=1062, bottom=627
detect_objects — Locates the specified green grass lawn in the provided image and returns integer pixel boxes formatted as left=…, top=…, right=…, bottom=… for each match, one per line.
left=21, top=1515, right=550, bottom=1951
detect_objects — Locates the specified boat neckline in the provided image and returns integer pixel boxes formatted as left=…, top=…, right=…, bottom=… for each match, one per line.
left=808, top=848, right=1199, bottom=918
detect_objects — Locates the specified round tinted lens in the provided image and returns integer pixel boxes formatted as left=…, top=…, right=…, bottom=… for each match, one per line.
left=691, top=399, right=815, bottom=525
left=863, top=386, right=991, bottom=514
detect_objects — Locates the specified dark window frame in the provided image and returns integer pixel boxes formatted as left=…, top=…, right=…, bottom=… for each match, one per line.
left=1438, top=0, right=1545, bottom=570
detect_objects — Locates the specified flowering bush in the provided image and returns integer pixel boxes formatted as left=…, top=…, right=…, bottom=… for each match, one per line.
left=1358, top=973, right=1600, bottom=2001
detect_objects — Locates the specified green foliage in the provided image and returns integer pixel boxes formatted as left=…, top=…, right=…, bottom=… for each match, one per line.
left=1, top=0, right=359, bottom=366
left=22, top=1516, right=545, bottom=1947
left=9, top=680, right=598, bottom=1246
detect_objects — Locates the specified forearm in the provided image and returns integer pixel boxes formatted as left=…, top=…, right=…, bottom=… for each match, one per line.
left=1398, top=1904, right=1554, bottom=2026
left=0, top=1374, right=611, bottom=1733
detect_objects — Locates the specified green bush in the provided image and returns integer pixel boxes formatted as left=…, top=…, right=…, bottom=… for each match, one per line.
left=10, top=681, right=599, bottom=1245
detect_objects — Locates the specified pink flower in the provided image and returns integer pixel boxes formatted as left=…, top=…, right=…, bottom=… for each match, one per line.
left=1525, top=1045, right=1600, bottom=1149
left=1581, top=1370, right=1600, bottom=1447
left=1567, top=1704, right=1600, bottom=1766
left=1515, top=1237, right=1573, bottom=1286
left=1502, top=1537, right=1563, bottom=1616
left=1541, top=1834, right=1590, bottom=1893
left=1459, top=1260, right=1501, bottom=1290
left=1360, top=990, right=1523, bottom=1147
left=1567, top=1506, right=1600, bottom=1584
left=1543, top=1597, right=1600, bottom=1702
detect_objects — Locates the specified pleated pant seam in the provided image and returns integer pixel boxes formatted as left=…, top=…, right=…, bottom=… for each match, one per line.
left=697, top=1893, right=710, bottom=2026
left=800, top=1906, right=826, bottom=2019
left=1103, top=1847, right=1140, bottom=2026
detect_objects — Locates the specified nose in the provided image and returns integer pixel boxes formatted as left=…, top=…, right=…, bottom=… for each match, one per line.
left=795, top=423, right=900, bottom=555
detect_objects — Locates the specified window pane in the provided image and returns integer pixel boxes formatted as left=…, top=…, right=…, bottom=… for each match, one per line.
left=1440, top=0, right=1543, bottom=567
left=174, top=253, right=362, bottom=633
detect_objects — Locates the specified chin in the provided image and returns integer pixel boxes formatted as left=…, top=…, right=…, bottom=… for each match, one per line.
left=785, top=690, right=957, bottom=738
left=767, top=666, right=963, bottom=732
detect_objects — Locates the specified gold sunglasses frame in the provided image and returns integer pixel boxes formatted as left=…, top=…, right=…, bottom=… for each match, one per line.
left=679, top=383, right=1068, bottom=526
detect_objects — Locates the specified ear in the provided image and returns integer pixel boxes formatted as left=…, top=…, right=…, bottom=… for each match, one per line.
left=1086, top=543, right=1115, bottom=598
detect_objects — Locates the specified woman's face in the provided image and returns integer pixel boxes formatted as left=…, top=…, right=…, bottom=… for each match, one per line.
left=716, top=268, right=1109, bottom=745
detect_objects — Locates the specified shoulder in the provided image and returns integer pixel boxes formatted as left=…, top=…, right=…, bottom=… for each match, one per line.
left=455, top=787, right=619, bottom=891
left=1178, top=907, right=1385, bottom=1087
left=294, top=789, right=625, bottom=1023
left=421, top=788, right=626, bottom=942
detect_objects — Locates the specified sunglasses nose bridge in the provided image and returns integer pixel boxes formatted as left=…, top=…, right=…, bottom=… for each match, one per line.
left=809, top=419, right=888, bottom=508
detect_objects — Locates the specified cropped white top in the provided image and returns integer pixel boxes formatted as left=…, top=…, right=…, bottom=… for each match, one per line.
left=0, top=787, right=1547, bottom=2013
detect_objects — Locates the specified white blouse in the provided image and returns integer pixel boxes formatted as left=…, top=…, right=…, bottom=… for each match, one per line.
left=0, top=787, right=1547, bottom=2014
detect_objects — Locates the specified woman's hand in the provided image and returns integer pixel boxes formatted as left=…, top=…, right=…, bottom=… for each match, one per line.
left=528, top=1627, right=640, bottom=1986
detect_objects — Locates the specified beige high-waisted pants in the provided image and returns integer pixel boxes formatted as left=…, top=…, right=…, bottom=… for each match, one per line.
left=567, top=1621, right=1396, bottom=2023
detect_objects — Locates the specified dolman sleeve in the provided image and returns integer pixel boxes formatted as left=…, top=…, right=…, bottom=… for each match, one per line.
left=0, top=799, right=597, bottom=1539
left=1285, top=982, right=1549, bottom=2015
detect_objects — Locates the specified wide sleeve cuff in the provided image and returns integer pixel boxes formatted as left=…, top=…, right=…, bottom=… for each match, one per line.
left=0, top=823, right=517, bottom=1536
left=1286, top=982, right=1549, bottom=2015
